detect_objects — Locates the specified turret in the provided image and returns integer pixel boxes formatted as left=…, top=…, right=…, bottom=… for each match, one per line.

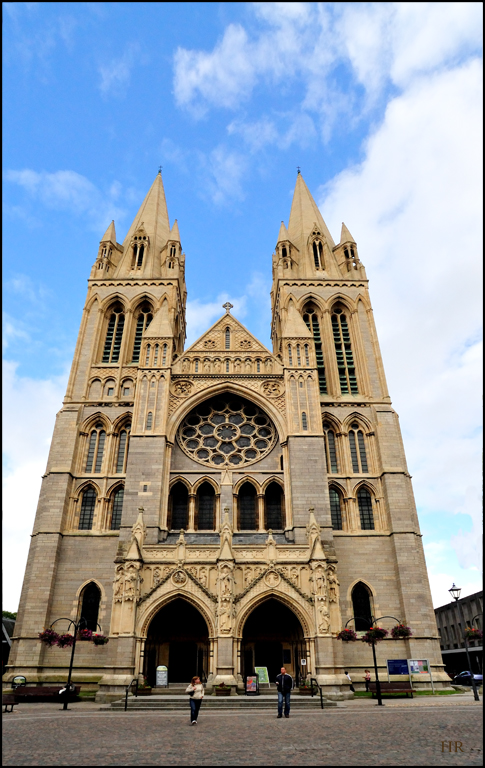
left=90, top=220, right=123, bottom=278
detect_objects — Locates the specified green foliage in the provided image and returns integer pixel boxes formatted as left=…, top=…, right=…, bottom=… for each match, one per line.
left=2, top=611, right=17, bottom=620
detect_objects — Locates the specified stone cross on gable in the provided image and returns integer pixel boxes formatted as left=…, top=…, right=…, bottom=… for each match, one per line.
left=222, top=302, right=233, bottom=314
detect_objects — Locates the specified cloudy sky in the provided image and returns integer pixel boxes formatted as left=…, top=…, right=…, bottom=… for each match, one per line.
left=3, top=2, right=482, bottom=612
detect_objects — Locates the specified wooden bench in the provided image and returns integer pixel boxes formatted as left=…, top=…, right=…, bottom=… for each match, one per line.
left=369, top=681, right=413, bottom=698
left=3, top=694, right=17, bottom=713
left=13, top=686, right=80, bottom=702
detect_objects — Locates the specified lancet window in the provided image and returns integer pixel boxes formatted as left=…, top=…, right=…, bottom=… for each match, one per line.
left=349, top=423, right=368, bottom=473
left=312, top=239, right=324, bottom=269
left=303, top=305, right=327, bottom=394
left=116, top=424, right=131, bottom=473
left=102, top=303, right=125, bottom=363
left=331, top=308, right=358, bottom=394
left=238, top=482, right=257, bottom=530
left=301, top=412, right=308, bottom=430
left=265, top=482, right=284, bottom=530
left=85, top=423, right=106, bottom=473
left=110, top=486, right=124, bottom=530
left=146, top=412, right=153, bottom=430
left=131, top=302, right=153, bottom=362
left=329, top=487, right=343, bottom=530
left=79, top=487, right=96, bottom=530
left=323, top=421, right=338, bottom=473
left=79, top=582, right=101, bottom=631
left=131, top=235, right=147, bottom=269
left=225, top=327, right=230, bottom=349
left=357, top=488, right=374, bottom=530
left=169, top=482, right=188, bottom=530
left=196, top=482, right=215, bottom=530
left=351, top=582, right=372, bottom=630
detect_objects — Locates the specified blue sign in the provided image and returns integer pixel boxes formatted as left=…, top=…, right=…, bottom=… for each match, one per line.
left=387, top=659, right=409, bottom=676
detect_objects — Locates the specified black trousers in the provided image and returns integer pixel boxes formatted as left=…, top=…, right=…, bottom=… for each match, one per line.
left=190, top=698, right=202, bottom=721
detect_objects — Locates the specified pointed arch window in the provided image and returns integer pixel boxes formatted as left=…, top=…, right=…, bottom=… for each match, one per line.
left=296, top=345, right=301, bottom=366
left=162, top=344, right=167, bottom=366
left=349, top=423, right=368, bottom=473
left=351, top=582, right=372, bottom=630
left=225, top=327, right=230, bottom=350
left=116, top=424, right=130, bottom=473
left=239, top=482, right=257, bottom=530
left=303, top=306, right=327, bottom=394
left=312, top=239, right=323, bottom=269
left=265, top=482, right=284, bottom=530
left=196, top=482, right=215, bottom=530
left=85, top=423, right=106, bottom=473
left=131, top=302, right=153, bottom=363
left=79, top=487, right=96, bottom=530
left=145, top=344, right=151, bottom=366
left=146, top=412, right=153, bottom=430
left=102, top=304, right=125, bottom=363
left=357, top=488, right=374, bottom=530
left=288, top=344, right=293, bottom=366
left=110, top=486, right=124, bottom=530
left=329, top=487, right=343, bottom=530
left=331, top=308, right=358, bottom=394
left=169, top=482, right=188, bottom=530
left=304, top=344, right=310, bottom=366
left=301, top=412, right=308, bottom=430
left=79, top=582, right=101, bottom=631
left=323, top=421, right=338, bottom=473
left=153, top=345, right=159, bottom=365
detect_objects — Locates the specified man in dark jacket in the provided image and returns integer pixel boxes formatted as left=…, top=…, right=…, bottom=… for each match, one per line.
left=275, top=667, right=293, bottom=718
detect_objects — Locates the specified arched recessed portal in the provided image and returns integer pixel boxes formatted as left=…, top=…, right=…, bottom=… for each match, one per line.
left=144, top=599, right=209, bottom=685
left=241, top=599, right=305, bottom=684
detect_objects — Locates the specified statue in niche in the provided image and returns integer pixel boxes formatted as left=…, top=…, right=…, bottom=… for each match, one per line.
left=162, top=566, right=172, bottom=579
left=289, top=567, right=299, bottom=585
left=245, top=359, right=252, bottom=373
left=203, top=359, right=211, bottom=373
left=220, top=567, right=233, bottom=598
left=181, top=358, right=190, bottom=372
left=234, top=359, right=241, bottom=372
left=265, top=358, right=273, bottom=372
left=218, top=602, right=233, bottom=632
left=312, top=568, right=326, bottom=596
left=317, top=598, right=331, bottom=634
left=326, top=565, right=340, bottom=603
left=199, top=567, right=208, bottom=588
left=213, top=359, right=221, bottom=373
left=124, top=572, right=136, bottom=600
left=113, top=568, right=124, bottom=601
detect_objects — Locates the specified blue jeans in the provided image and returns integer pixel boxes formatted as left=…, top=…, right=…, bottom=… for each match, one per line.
left=278, top=691, right=291, bottom=716
left=190, top=697, right=202, bottom=722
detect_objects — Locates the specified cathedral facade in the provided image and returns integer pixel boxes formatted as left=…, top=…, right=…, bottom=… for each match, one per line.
left=7, top=172, right=447, bottom=700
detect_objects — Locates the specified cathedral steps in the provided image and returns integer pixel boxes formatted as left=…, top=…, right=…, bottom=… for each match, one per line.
left=105, top=693, right=337, bottom=710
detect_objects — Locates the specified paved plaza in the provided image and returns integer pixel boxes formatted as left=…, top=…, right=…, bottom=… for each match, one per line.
left=2, top=695, right=482, bottom=766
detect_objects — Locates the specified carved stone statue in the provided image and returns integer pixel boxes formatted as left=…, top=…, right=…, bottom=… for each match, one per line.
left=153, top=568, right=162, bottom=587
left=244, top=567, right=253, bottom=588
left=245, top=358, right=252, bottom=372
left=181, top=358, right=190, bottom=372
left=199, top=567, right=208, bottom=588
left=326, top=565, right=340, bottom=603
left=312, top=567, right=326, bottom=596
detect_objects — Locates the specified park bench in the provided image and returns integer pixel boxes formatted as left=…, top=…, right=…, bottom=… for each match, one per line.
left=2, top=693, right=18, bottom=713
left=369, top=681, right=413, bottom=698
left=13, top=685, right=80, bottom=702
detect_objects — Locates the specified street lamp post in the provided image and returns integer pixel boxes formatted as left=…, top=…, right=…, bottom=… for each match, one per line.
left=345, top=614, right=402, bottom=706
left=50, top=617, right=102, bottom=710
left=448, top=584, right=480, bottom=702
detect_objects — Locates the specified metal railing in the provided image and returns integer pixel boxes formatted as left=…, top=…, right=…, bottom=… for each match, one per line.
left=124, top=678, right=138, bottom=711
left=309, top=677, right=324, bottom=709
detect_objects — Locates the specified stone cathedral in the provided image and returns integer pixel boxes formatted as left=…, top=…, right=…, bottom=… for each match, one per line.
left=7, top=171, right=447, bottom=700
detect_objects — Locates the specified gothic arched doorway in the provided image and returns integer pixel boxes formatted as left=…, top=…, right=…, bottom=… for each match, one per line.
left=144, top=599, right=209, bottom=685
left=241, top=599, right=305, bottom=685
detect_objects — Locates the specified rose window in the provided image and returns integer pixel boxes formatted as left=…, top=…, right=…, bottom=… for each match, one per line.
left=177, top=395, right=276, bottom=467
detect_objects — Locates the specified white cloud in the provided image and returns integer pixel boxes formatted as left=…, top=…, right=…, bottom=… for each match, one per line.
left=99, top=43, right=140, bottom=97
left=4, top=168, right=127, bottom=232
left=198, top=145, right=248, bottom=205
left=318, top=59, right=482, bottom=600
left=2, top=360, right=69, bottom=611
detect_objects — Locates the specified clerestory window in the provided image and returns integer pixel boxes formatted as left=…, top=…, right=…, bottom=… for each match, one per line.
left=303, top=306, right=327, bottom=394
left=85, top=423, right=106, bottom=473
left=102, top=304, right=125, bottom=363
left=329, top=487, right=343, bottom=530
left=323, top=421, right=338, bottom=473
left=110, top=486, right=124, bottom=530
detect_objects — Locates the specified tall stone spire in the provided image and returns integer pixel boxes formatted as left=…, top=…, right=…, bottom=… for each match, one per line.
left=287, top=173, right=335, bottom=253
left=100, top=220, right=117, bottom=245
left=122, top=171, right=170, bottom=255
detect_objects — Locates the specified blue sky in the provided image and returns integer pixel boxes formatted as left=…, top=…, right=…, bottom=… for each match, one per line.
left=3, top=2, right=483, bottom=611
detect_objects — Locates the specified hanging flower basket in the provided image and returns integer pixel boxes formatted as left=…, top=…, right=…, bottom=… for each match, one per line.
left=57, top=633, right=75, bottom=648
left=465, top=627, right=483, bottom=641
left=92, top=634, right=109, bottom=646
left=361, top=626, right=388, bottom=645
left=391, top=624, right=413, bottom=639
left=77, top=629, right=93, bottom=641
left=38, top=629, right=60, bottom=647
left=337, top=628, right=358, bottom=642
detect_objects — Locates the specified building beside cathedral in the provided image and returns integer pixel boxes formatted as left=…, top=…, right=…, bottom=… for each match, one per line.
left=6, top=171, right=447, bottom=700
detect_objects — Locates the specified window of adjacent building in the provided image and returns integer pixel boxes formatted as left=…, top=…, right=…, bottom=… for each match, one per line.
left=79, top=582, right=101, bottom=631
left=323, top=422, right=338, bottom=473
left=116, top=425, right=130, bottom=473
left=85, top=424, right=106, bottom=473
left=303, top=306, right=327, bottom=394
left=196, top=482, right=215, bottom=530
left=329, top=487, right=343, bottom=530
left=331, top=308, right=358, bottom=394
left=79, top=487, right=96, bottom=530
left=265, top=482, right=284, bottom=530
left=349, top=423, right=368, bottom=473
left=351, top=582, right=372, bottom=631
left=357, top=488, right=374, bottom=530
left=131, top=303, right=153, bottom=363
left=110, top=487, right=124, bottom=530
left=102, top=304, right=125, bottom=363
left=170, top=482, right=188, bottom=530
left=239, top=482, right=257, bottom=530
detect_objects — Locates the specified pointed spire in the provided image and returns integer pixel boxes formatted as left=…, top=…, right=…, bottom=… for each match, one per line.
left=122, top=172, right=170, bottom=256
left=287, top=173, right=335, bottom=252
left=101, top=220, right=117, bottom=244
left=169, top=219, right=181, bottom=243
left=340, top=223, right=355, bottom=244
left=276, top=221, right=289, bottom=244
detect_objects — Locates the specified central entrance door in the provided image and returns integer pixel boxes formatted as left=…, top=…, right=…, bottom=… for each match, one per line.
left=144, top=598, right=209, bottom=685
left=241, top=599, right=305, bottom=684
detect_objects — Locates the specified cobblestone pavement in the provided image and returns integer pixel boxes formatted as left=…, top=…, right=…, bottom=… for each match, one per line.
left=2, top=698, right=483, bottom=766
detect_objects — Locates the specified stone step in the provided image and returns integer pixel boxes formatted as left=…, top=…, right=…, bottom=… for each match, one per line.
left=106, top=694, right=336, bottom=710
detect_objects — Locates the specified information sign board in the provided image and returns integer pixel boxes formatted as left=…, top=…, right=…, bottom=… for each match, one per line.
left=408, top=659, right=429, bottom=674
left=387, top=659, right=409, bottom=677
left=254, top=666, right=270, bottom=685
left=246, top=676, right=258, bottom=695
left=156, top=665, right=168, bottom=687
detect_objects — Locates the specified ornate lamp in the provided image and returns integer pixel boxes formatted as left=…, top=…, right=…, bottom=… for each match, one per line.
left=448, top=583, right=461, bottom=601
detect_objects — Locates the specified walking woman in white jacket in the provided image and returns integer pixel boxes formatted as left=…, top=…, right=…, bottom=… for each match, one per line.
left=185, top=676, right=204, bottom=724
